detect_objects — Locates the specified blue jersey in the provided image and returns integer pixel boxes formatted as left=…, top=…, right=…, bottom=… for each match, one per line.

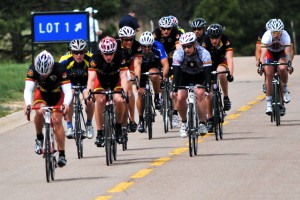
left=151, top=41, right=168, bottom=60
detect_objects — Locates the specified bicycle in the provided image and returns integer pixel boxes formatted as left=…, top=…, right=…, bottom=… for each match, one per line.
left=72, top=85, right=86, bottom=159
left=259, top=61, right=292, bottom=126
left=89, top=89, right=127, bottom=166
left=211, top=70, right=229, bottom=141
left=27, top=105, right=63, bottom=182
left=161, top=76, right=174, bottom=133
left=141, top=72, right=161, bottom=140
left=176, top=85, right=205, bottom=157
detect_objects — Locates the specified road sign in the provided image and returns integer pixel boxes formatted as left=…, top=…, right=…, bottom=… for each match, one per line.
left=32, top=11, right=89, bottom=43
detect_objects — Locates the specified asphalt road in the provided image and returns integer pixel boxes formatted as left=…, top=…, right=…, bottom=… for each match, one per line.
left=1, top=56, right=300, bottom=200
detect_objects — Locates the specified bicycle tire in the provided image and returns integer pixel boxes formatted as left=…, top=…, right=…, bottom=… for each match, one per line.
left=74, top=108, right=83, bottom=159
left=162, top=87, right=169, bottom=133
left=194, top=111, right=199, bottom=156
left=145, top=92, right=153, bottom=140
left=104, top=111, right=112, bottom=166
left=45, top=123, right=51, bottom=182
left=212, top=93, right=220, bottom=141
left=274, top=81, right=280, bottom=126
left=50, top=128, right=56, bottom=181
left=188, top=103, right=194, bottom=157
left=218, top=94, right=224, bottom=140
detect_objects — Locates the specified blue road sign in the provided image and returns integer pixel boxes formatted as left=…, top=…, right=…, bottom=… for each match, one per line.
left=32, top=12, right=89, bottom=43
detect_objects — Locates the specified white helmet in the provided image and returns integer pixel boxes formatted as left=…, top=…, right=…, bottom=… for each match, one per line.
left=69, top=39, right=87, bottom=51
left=139, top=31, right=155, bottom=45
left=179, top=32, right=197, bottom=45
left=169, top=15, right=178, bottom=27
left=118, top=26, right=135, bottom=38
left=34, top=50, right=54, bottom=76
left=99, top=36, right=117, bottom=54
left=158, top=16, right=173, bottom=28
left=266, top=19, right=284, bottom=32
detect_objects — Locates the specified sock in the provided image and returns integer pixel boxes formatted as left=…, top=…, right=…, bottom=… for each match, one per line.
left=155, top=93, right=159, bottom=100
left=266, top=96, right=272, bottom=107
left=37, top=133, right=44, bottom=141
left=67, top=121, right=73, bottom=129
left=139, top=115, right=144, bottom=122
left=224, top=96, right=229, bottom=100
left=59, top=150, right=65, bottom=157
left=173, top=110, right=178, bottom=115
left=97, top=130, right=103, bottom=137
left=283, top=84, right=288, bottom=93
left=86, top=119, right=92, bottom=126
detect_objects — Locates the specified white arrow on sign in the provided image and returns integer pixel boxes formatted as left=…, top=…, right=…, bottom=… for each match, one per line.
left=75, top=22, right=82, bottom=32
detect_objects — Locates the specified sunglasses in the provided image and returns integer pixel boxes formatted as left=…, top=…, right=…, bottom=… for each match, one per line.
left=271, top=31, right=282, bottom=35
left=161, top=27, right=172, bottom=31
left=182, top=44, right=193, bottom=49
left=142, top=45, right=152, bottom=49
left=103, top=52, right=114, bottom=56
left=209, top=35, right=221, bottom=39
left=72, top=51, right=85, bottom=55
left=123, top=38, right=134, bottom=42
left=192, top=28, right=203, bottom=31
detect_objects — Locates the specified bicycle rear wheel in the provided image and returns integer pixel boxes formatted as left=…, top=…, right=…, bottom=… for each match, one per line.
left=44, top=123, right=51, bottom=182
left=104, top=112, right=112, bottom=166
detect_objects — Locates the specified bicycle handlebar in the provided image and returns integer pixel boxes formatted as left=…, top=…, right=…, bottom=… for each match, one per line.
left=88, top=89, right=129, bottom=103
left=26, top=105, right=64, bottom=121
left=211, top=69, right=230, bottom=75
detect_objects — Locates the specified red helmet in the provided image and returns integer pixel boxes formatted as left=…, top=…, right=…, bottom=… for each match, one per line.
left=99, top=36, right=117, bottom=54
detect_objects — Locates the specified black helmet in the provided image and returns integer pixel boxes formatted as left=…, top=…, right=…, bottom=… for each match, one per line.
left=207, top=23, right=223, bottom=37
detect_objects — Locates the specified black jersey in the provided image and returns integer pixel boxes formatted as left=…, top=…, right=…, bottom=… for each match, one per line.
left=59, top=52, right=92, bottom=86
left=26, top=62, right=70, bottom=93
left=141, top=51, right=161, bottom=72
left=89, top=50, right=128, bottom=79
left=202, top=34, right=233, bottom=67
left=152, top=28, right=180, bottom=58
left=116, top=39, right=142, bottom=65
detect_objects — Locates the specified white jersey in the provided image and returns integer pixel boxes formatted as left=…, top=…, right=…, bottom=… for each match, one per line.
left=89, top=17, right=100, bottom=42
left=172, top=45, right=211, bottom=74
left=261, top=30, right=291, bottom=52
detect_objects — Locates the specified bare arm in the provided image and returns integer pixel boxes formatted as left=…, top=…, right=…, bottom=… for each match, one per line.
left=120, top=70, right=128, bottom=94
left=255, top=43, right=261, bottom=66
left=260, top=47, right=267, bottom=64
left=226, top=50, right=234, bottom=76
left=133, top=56, right=142, bottom=84
left=161, top=57, right=169, bottom=80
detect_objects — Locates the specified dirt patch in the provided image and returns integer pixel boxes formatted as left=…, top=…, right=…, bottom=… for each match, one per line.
left=0, top=101, right=23, bottom=118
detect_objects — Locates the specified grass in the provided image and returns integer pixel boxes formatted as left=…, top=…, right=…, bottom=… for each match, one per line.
left=0, top=62, right=28, bottom=117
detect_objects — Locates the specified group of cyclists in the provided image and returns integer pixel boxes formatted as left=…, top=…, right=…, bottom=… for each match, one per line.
left=23, top=14, right=293, bottom=167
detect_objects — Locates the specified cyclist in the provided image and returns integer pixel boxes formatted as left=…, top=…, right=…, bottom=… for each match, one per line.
left=24, top=50, right=72, bottom=167
left=59, top=39, right=95, bottom=140
left=86, top=36, right=129, bottom=147
left=190, top=18, right=208, bottom=46
left=136, top=31, right=169, bottom=133
left=255, top=19, right=295, bottom=94
left=258, top=19, right=293, bottom=115
left=169, top=15, right=185, bottom=35
left=117, top=26, right=142, bottom=133
left=202, top=23, right=234, bottom=133
left=153, top=16, right=182, bottom=127
left=171, top=32, right=212, bottom=138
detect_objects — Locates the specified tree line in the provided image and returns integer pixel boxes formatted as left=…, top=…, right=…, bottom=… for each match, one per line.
left=0, top=0, right=299, bottom=62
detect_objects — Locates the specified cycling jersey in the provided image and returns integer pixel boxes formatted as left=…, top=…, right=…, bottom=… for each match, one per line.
left=202, top=34, right=233, bottom=68
left=152, top=28, right=180, bottom=59
left=59, top=52, right=93, bottom=86
left=172, top=45, right=212, bottom=90
left=196, top=32, right=209, bottom=46
left=261, top=30, right=291, bottom=52
left=89, top=50, right=128, bottom=90
left=117, top=39, right=142, bottom=65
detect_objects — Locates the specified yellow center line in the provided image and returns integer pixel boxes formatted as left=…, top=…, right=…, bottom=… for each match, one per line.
left=131, top=168, right=154, bottom=179
left=238, top=105, right=251, bottom=112
left=108, top=182, right=134, bottom=193
left=169, top=147, right=188, bottom=155
left=248, top=100, right=258, bottom=105
left=94, top=196, right=112, bottom=200
left=150, top=157, right=171, bottom=166
left=226, top=113, right=241, bottom=119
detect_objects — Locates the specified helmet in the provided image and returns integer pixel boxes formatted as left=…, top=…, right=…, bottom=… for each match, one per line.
left=179, top=32, right=197, bottom=45
left=207, top=23, right=223, bottom=37
left=139, top=31, right=155, bottom=45
left=118, top=26, right=135, bottom=38
left=266, top=19, right=284, bottom=32
left=69, top=39, right=87, bottom=51
left=169, top=15, right=178, bottom=27
left=34, top=50, right=54, bottom=76
left=99, top=36, right=117, bottom=54
left=158, top=16, right=173, bottom=28
left=190, top=18, right=207, bottom=28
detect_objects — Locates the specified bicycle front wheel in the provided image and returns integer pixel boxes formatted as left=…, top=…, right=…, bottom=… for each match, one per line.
left=273, top=81, right=281, bottom=126
left=188, top=103, right=194, bottom=157
left=212, top=93, right=220, bottom=141
left=162, top=88, right=169, bottom=133
left=74, top=109, right=83, bottom=159
left=104, top=112, right=112, bottom=166
left=218, top=94, right=224, bottom=140
left=44, top=123, right=51, bottom=182
left=145, top=92, right=153, bottom=140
